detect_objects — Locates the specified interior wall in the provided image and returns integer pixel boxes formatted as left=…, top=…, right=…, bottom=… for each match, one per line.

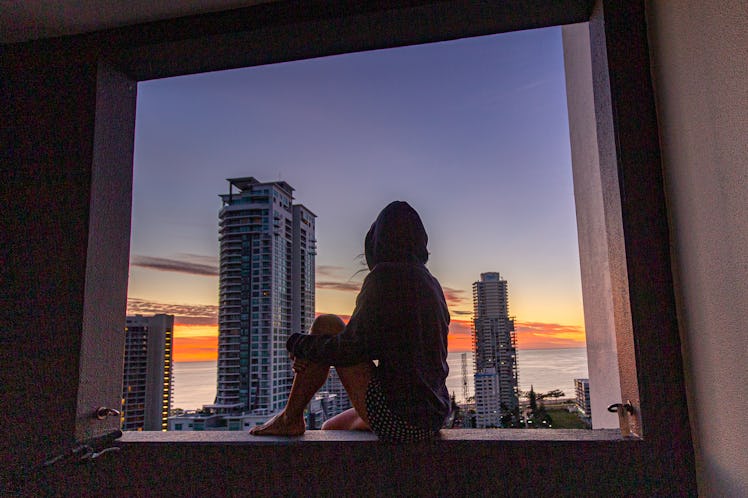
left=0, top=55, right=99, bottom=485
left=646, top=1, right=748, bottom=496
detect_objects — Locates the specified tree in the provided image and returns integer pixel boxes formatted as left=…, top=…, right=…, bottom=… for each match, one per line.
left=518, top=388, right=566, bottom=400
left=537, top=389, right=565, bottom=400
left=529, top=385, right=538, bottom=414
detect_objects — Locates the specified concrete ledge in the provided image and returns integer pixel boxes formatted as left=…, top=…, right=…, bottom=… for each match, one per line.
left=119, top=428, right=627, bottom=444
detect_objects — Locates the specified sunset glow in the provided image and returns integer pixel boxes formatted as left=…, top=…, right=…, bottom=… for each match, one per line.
left=165, top=310, right=585, bottom=361
left=172, top=324, right=218, bottom=362
left=514, top=321, right=586, bottom=350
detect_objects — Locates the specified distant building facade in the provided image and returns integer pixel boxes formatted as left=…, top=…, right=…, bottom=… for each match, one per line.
left=472, top=272, right=519, bottom=428
left=319, top=367, right=351, bottom=417
left=574, top=378, right=591, bottom=416
left=474, top=369, right=501, bottom=427
left=211, top=177, right=316, bottom=416
left=122, top=314, right=174, bottom=431
left=168, top=410, right=270, bottom=431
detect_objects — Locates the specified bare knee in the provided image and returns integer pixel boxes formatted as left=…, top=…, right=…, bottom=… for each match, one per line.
left=320, top=418, right=341, bottom=430
left=321, top=408, right=370, bottom=431
left=310, top=314, right=345, bottom=336
left=321, top=409, right=352, bottom=430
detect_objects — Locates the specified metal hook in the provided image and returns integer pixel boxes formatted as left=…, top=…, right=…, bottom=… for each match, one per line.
left=607, top=401, right=635, bottom=414
left=81, top=446, right=121, bottom=462
left=95, top=407, right=121, bottom=420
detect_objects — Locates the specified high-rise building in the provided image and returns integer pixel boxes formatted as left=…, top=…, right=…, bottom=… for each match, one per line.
left=122, top=314, right=174, bottom=431
left=472, top=272, right=518, bottom=428
left=211, top=177, right=316, bottom=416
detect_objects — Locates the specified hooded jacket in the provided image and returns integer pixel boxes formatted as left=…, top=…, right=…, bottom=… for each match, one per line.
left=286, top=201, right=451, bottom=431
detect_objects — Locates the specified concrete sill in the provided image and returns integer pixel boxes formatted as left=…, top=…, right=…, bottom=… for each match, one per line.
left=119, top=428, right=628, bottom=445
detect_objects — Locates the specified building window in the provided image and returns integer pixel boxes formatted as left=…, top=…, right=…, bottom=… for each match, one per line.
left=49, top=1, right=693, bottom=494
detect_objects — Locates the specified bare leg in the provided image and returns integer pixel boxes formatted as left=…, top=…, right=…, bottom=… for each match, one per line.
left=249, top=361, right=330, bottom=436
left=325, top=361, right=375, bottom=430
left=250, top=314, right=344, bottom=436
left=251, top=360, right=376, bottom=434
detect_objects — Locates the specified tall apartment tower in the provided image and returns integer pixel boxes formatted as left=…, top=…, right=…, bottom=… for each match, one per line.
left=122, top=314, right=174, bottom=431
left=212, top=177, right=316, bottom=415
left=472, top=272, right=518, bottom=428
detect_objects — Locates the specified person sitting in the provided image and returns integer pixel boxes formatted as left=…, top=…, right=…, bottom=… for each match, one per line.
left=250, top=201, right=450, bottom=442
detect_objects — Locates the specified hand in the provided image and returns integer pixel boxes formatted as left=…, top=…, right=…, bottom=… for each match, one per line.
left=292, top=358, right=310, bottom=374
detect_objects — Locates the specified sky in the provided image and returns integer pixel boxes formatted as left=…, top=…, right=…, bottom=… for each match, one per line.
left=127, top=26, right=586, bottom=361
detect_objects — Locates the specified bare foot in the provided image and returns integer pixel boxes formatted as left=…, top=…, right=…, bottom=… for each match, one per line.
left=249, top=411, right=305, bottom=436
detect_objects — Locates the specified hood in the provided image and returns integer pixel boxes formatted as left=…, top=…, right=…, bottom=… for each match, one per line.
left=364, top=201, right=429, bottom=269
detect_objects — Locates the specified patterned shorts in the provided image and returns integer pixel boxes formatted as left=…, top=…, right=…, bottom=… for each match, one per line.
left=365, top=376, right=436, bottom=442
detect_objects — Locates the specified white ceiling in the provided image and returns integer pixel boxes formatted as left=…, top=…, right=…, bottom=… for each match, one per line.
left=0, top=1, right=272, bottom=44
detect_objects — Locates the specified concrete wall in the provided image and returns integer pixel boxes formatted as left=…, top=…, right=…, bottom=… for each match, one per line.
left=646, top=1, right=748, bottom=495
left=562, top=22, right=622, bottom=430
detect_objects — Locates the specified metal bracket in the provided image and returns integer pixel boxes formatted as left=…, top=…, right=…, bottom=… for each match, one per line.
left=95, top=406, right=121, bottom=420
left=607, top=401, right=637, bottom=437
left=607, top=401, right=635, bottom=414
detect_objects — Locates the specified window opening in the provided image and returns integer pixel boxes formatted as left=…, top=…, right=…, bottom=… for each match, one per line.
left=126, top=26, right=604, bottom=433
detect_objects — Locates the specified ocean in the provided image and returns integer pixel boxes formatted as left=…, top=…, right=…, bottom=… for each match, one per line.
left=172, top=348, right=589, bottom=410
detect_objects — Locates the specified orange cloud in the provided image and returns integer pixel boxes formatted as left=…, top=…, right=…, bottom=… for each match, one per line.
left=315, top=265, right=364, bottom=293
left=514, top=321, right=586, bottom=349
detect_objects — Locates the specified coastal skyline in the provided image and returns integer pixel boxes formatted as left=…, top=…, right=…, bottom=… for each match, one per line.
left=127, top=26, right=586, bottom=361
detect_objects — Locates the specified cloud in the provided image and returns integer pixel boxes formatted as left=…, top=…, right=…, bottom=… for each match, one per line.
left=127, top=298, right=218, bottom=326
left=316, top=281, right=362, bottom=292
left=176, top=253, right=218, bottom=266
left=315, top=264, right=365, bottom=294
left=316, top=265, right=346, bottom=277
left=450, top=310, right=472, bottom=316
left=449, top=318, right=472, bottom=336
left=446, top=319, right=586, bottom=351
left=515, top=321, right=585, bottom=334
left=131, top=255, right=218, bottom=276
left=517, top=78, right=546, bottom=91
left=514, top=321, right=586, bottom=349
left=442, top=286, right=469, bottom=307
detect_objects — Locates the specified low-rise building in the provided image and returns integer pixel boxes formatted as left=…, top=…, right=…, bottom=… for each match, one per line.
left=574, top=378, right=591, bottom=416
